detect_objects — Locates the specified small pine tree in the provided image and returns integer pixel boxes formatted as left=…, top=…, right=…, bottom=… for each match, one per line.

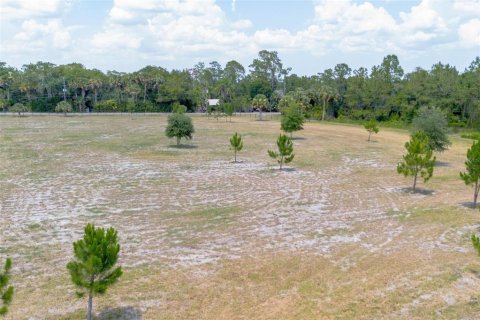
left=268, top=134, right=295, bottom=170
left=230, top=132, right=243, bottom=163
left=397, top=131, right=436, bottom=192
left=67, top=224, right=122, bottom=320
left=364, top=119, right=379, bottom=141
left=281, top=105, right=304, bottom=138
left=460, top=141, right=480, bottom=208
left=55, top=101, right=73, bottom=116
left=165, top=113, right=195, bottom=145
left=0, top=258, right=14, bottom=316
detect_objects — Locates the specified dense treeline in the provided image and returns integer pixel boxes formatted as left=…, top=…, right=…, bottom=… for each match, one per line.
left=0, top=51, right=479, bottom=127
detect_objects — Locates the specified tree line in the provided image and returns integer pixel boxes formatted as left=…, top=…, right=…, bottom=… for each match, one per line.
left=0, top=51, right=479, bottom=127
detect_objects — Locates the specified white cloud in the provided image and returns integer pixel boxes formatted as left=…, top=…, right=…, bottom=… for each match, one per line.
left=453, top=0, right=480, bottom=15
left=458, top=18, right=480, bottom=47
left=11, top=19, right=71, bottom=50
left=0, top=0, right=64, bottom=21
left=0, top=0, right=478, bottom=72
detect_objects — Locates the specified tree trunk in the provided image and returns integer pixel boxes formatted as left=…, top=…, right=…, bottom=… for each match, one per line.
left=280, top=156, right=283, bottom=170
left=368, top=131, right=372, bottom=141
left=474, top=181, right=479, bottom=209
left=322, top=99, right=326, bottom=121
left=143, top=83, right=147, bottom=103
left=413, top=172, right=418, bottom=193
left=234, top=150, right=237, bottom=163
left=87, top=289, right=93, bottom=320
left=176, top=136, right=180, bottom=145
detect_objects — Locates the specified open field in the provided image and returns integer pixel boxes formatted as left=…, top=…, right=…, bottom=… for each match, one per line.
left=1, top=114, right=480, bottom=319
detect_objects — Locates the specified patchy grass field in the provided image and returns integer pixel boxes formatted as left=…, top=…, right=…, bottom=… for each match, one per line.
left=1, top=114, right=480, bottom=319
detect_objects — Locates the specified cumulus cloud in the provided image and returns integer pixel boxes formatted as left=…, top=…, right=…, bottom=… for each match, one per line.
left=0, top=0, right=65, bottom=21
left=458, top=18, right=480, bottom=47
left=8, top=19, right=72, bottom=51
left=0, top=0, right=478, bottom=71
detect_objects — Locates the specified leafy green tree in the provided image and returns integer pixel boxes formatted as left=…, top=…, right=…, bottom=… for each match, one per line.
left=165, top=113, right=195, bottom=145
left=230, top=132, right=243, bottom=162
left=412, top=106, right=451, bottom=152
left=252, top=94, right=268, bottom=120
left=397, top=132, right=436, bottom=192
left=0, top=258, right=14, bottom=316
left=364, top=119, right=379, bottom=141
left=66, top=224, right=122, bottom=320
left=281, top=104, right=304, bottom=138
left=268, top=134, right=295, bottom=170
left=9, top=103, right=30, bottom=116
left=172, top=102, right=187, bottom=114
left=460, top=141, right=480, bottom=208
left=55, top=101, right=73, bottom=116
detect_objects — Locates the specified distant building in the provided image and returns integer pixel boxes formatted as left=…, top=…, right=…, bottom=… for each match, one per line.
left=207, top=99, right=220, bottom=107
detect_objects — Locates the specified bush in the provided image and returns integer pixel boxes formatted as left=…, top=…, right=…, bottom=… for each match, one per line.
left=55, top=101, right=73, bottom=115
left=95, top=100, right=120, bottom=112
left=9, top=103, right=30, bottom=116
left=461, top=132, right=480, bottom=140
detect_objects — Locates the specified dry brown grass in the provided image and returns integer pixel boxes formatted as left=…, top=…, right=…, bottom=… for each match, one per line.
left=1, top=114, right=480, bottom=319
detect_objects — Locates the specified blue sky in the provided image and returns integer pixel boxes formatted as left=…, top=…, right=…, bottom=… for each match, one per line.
left=0, top=0, right=479, bottom=75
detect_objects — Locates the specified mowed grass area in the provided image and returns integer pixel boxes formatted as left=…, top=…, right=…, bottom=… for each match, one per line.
left=1, top=114, right=480, bottom=319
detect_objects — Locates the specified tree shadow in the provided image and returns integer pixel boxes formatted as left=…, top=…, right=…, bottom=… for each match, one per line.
left=435, top=161, right=450, bottom=167
left=280, top=167, right=297, bottom=172
left=96, top=306, right=142, bottom=320
left=401, top=187, right=434, bottom=195
left=291, top=137, right=306, bottom=141
left=459, top=201, right=478, bottom=209
left=168, top=144, right=198, bottom=149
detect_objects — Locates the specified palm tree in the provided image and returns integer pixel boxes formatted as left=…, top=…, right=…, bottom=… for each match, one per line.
left=319, top=85, right=339, bottom=121
left=252, top=94, right=268, bottom=120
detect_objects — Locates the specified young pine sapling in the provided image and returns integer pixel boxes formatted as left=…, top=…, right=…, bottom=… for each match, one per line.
left=67, top=224, right=123, bottom=320
left=397, top=131, right=436, bottom=192
left=230, top=132, right=243, bottom=163
left=268, top=134, right=295, bottom=170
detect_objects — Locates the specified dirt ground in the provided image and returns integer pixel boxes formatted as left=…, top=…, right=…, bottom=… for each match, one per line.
left=1, top=114, right=480, bottom=319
